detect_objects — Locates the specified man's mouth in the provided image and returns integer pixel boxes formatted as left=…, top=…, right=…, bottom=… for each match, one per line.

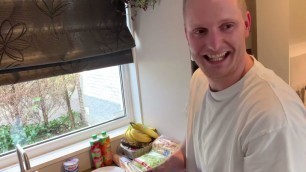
left=204, top=51, right=231, bottom=62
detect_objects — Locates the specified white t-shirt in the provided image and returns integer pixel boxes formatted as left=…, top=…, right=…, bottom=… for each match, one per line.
left=186, top=58, right=306, bottom=172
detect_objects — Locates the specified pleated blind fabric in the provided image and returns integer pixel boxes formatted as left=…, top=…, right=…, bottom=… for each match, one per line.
left=0, top=0, right=135, bottom=85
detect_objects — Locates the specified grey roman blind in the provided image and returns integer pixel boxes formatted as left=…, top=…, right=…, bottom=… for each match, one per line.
left=0, top=0, right=135, bottom=86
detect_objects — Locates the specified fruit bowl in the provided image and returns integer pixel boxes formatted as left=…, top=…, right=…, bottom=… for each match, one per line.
left=121, top=122, right=159, bottom=159
left=120, top=142, right=152, bottom=159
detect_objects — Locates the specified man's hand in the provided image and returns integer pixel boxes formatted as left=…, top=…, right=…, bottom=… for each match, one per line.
left=147, top=145, right=186, bottom=172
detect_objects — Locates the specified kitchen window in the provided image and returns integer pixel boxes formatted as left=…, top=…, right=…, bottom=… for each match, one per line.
left=0, top=65, right=124, bottom=157
left=0, top=64, right=136, bottom=169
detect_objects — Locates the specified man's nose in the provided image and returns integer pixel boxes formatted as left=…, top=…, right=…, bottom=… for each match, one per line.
left=206, top=31, right=222, bottom=51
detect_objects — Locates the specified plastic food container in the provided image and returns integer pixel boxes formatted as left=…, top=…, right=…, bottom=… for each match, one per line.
left=63, top=158, right=79, bottom=172
left=120, top=143, right=152, bottom=159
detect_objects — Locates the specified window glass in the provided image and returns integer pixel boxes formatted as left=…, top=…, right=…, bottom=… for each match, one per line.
left=0, top=66, right=125, bottom=156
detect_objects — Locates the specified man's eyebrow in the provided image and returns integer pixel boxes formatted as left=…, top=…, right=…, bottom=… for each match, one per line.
left=218, top=18, right=237, bottom=23
left=186, top=22, right=207, bottom=28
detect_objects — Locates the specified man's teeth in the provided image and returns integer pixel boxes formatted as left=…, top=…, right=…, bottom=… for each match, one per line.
left=207, top=52, right=227, bottom=61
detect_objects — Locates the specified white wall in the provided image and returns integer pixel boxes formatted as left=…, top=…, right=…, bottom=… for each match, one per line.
left=290, top=0, right=306, bottom=44
left=133, top=0, right=190, bottom=142
left=289, top=0, right=306, bottom=90
left=290, top=53, right=306, bottom=90
left=256, top=0, right=290, bottom=83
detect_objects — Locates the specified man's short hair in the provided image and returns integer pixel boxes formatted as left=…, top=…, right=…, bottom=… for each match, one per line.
left=183, top=0, right=247, bottom=19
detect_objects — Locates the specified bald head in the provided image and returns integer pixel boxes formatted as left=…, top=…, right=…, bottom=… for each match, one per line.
left=183, top=0, right=248, bottom=19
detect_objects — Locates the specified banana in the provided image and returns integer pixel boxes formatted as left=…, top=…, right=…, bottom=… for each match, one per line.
left=148, top=127, right=158, bottom=133
left=130, top=122, right=159, bottom=139
left=129, top=128, right=152, bottom=143
left=125, top=126, right=138, bottom=143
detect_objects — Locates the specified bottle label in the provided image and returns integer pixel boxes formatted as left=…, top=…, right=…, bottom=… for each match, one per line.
left=101, top=137, right=113, bottom=165
left=91, top=142, right=104, bottom=168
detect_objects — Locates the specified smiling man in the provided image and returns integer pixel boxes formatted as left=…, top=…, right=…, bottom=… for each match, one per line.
left=184, top=0, right=253, bottom=91
left=184, top=0, right=306, bottom=171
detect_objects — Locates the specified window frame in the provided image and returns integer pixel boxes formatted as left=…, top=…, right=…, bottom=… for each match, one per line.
left=0, top=63, right=136, bottom=169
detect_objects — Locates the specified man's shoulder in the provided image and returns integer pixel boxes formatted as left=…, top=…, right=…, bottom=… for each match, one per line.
left=248, top=60, right=296, bottom=101
left=191, top=68, right=208, bottom=86
left=189, top=68, right=209, bottom=97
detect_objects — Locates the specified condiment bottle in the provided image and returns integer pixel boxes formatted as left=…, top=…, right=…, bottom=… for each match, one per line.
left=100, top=131, right=113, bottom=166
left=90, top=134, right=104, bottom=169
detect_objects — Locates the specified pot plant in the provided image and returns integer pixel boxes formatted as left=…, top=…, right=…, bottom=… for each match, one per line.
left=123, top=0, right=157, bottom=11
left=122, top=0, right=157, bottom=20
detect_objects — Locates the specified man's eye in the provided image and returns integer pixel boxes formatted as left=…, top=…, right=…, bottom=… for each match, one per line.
left=221, top=23, right=234, bottom=31
left=193, top=28, right=208, bottom=35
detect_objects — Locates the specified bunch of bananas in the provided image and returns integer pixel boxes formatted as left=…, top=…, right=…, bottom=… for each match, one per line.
left=124, top=122, right=159, bottom=145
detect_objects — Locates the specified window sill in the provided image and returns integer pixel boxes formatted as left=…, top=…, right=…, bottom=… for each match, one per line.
left=1, top=126, right=128, bottom=172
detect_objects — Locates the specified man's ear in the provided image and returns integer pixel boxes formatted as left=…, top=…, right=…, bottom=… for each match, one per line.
left=184, top=26, right=188, bottom=43
left=244, top=11, right=251, bottom=37
left=184, top=26, right=191, bottom=47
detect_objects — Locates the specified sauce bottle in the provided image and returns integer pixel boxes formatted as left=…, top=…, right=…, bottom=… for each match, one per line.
left=90, top=134, right=104, bottom=169
left=100, top=131, right=113, bottom=166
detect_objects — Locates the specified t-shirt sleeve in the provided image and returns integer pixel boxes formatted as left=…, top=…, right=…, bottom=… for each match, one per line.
left=186, top=69, right=207, bottom=172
